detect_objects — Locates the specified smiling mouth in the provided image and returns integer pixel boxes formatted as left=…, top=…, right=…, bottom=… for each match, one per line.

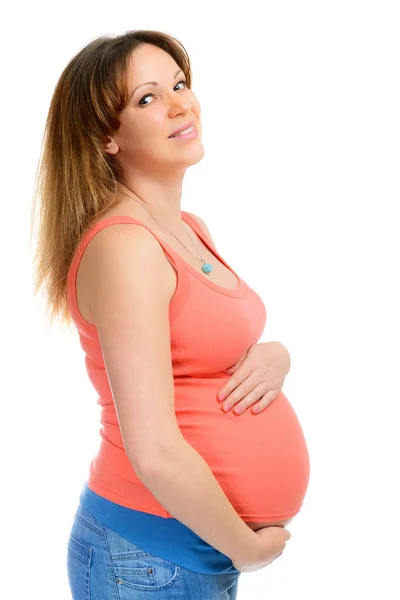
left=169, top=125, right=196, bottom=138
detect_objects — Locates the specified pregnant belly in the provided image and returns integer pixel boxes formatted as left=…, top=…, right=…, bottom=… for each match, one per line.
left=175, top=386, right=310, bottom=522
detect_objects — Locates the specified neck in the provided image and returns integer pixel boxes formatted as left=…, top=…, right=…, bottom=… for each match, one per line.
left=118, top=172, right=185, bottom=230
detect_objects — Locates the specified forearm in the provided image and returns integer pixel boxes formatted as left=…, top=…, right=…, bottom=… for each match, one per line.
left=136, top=438, right=258, bottom=565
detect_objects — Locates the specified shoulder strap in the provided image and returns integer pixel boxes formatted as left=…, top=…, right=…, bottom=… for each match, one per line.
left=181, top=211, right=215, bottom=248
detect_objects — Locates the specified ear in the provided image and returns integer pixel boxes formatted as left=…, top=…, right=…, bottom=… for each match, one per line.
left=102, top=135, right=119, bottom=156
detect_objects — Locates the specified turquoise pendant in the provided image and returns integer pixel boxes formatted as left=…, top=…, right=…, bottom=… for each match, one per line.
left=202, top=262, right=213, bottom=274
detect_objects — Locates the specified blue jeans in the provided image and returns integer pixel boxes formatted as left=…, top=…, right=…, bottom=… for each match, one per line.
left=67, top=501, right=241, bottom=599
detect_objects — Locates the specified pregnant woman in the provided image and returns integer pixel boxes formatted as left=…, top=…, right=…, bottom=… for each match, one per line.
left=31, top=29, right=310, bottom=599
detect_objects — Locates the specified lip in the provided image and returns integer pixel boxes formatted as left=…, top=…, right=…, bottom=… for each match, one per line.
left=169, top=119, right=195, bottom=138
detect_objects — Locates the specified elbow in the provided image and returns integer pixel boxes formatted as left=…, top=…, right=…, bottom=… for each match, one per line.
left=130, top=436, right=183, bottom=479
left=129, top=452, right=159, bottom=478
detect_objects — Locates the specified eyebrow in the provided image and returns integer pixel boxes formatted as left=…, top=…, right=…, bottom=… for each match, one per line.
left=130, top=68, right=185, bottom=100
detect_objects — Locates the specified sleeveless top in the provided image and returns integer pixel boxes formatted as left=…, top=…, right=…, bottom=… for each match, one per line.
left=66, top=211, right=310, bottom=575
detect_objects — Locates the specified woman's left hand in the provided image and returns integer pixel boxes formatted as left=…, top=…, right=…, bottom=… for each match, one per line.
left=218, top=342, right=291, bottom=415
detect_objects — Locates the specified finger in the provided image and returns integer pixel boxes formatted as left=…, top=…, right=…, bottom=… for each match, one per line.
left=218, top=372, right=249, bottom=401
left=221, top=378, right=265, bottom=410
left=251, top=391, right=278, bottom=414
left=230, top=386, right=269, bottom=415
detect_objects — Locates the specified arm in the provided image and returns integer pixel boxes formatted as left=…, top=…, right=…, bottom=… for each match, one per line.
left=86, top=222, right=258, bottom=566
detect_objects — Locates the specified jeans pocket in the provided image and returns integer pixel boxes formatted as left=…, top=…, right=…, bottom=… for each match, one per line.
left=107, top=529, right=181, bottom=593
left=67, top=535, right=93, bottom=600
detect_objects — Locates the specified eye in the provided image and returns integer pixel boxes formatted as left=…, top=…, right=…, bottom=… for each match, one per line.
left=138, top=80, right=187, bottom=106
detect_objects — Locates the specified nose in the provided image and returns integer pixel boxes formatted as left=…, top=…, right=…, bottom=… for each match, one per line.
left=169, top=100, right=192, bottom=118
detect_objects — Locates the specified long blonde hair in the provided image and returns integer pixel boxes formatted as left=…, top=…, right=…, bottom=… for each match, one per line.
left=29, top=29, right=192, bottom=332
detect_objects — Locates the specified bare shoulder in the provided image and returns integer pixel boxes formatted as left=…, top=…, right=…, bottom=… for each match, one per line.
left=185, top=212, right=216, bottom=249
left=75, top=222, right=174, bottom=327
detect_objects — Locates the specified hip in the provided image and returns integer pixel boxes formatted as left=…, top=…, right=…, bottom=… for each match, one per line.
left=67, top=501, right=240, bottom=599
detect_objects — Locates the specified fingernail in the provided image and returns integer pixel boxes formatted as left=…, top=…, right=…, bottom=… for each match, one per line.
left=219, top=392, right=227, bottom=401
left=223, top=403, right=232, bottom=412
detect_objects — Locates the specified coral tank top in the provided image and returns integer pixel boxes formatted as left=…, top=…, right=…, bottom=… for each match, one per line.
left=66, top=211, right=310, bottom=575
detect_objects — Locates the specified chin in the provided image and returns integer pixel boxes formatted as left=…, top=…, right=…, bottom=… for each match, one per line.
left=169, top=143, right=205, bottom=169
left=187, top=142, right=206, bottom=165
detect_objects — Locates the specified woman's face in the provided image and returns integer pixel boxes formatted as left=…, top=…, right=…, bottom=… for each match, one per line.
left=105, top=43, right=204, bottom=174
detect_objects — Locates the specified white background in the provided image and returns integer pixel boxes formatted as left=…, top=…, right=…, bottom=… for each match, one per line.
left=1, top=1, right=399, bottom=598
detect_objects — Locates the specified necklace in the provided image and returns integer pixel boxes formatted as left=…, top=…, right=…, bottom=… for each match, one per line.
left=121, top=187, right=213, bottom=275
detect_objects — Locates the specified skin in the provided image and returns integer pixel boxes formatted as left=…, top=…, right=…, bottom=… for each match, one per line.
left=79, top=43, right=292, bottom=533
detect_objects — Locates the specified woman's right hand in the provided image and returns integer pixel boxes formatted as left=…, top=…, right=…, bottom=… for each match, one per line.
left=232, top=526, right=291, bottom=573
